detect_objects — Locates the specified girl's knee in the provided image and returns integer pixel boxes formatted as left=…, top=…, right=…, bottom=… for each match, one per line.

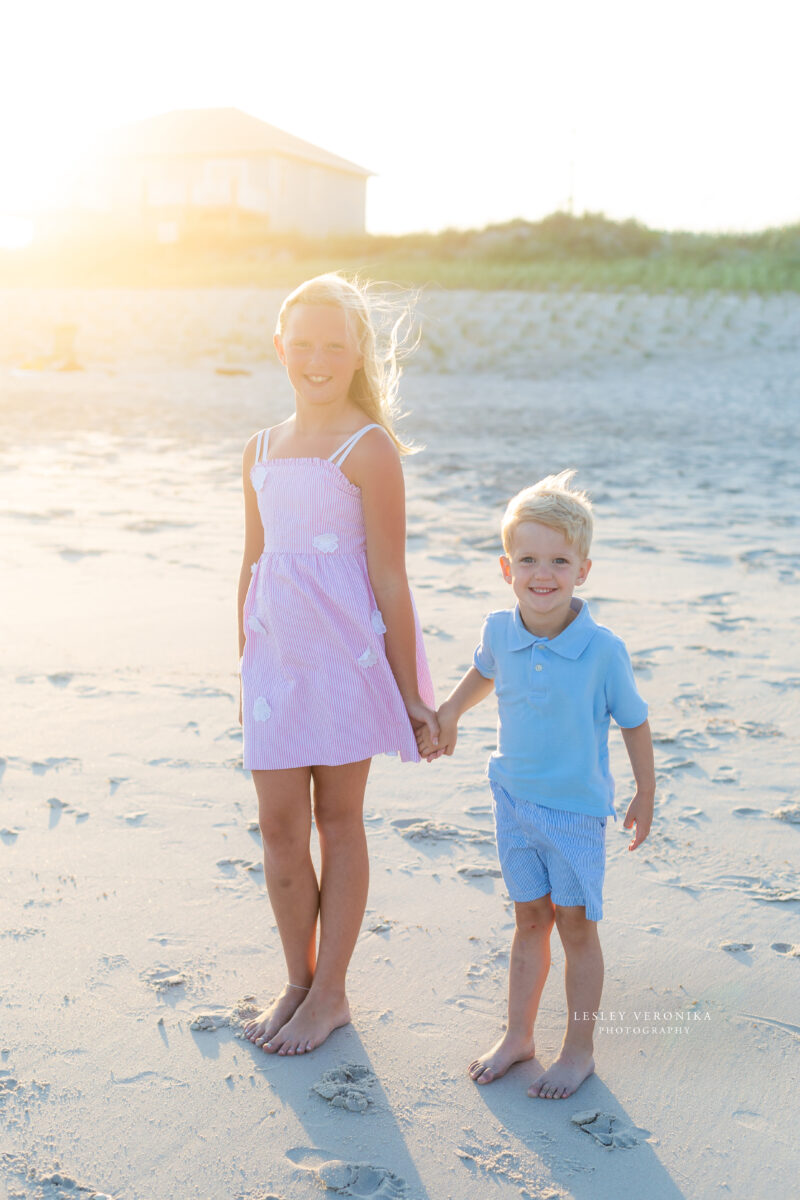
left=312, top=786, right=366, bottom=837
left=314, top=805, right=365, bottom=845
left=258, top=810, right=309, bottom=854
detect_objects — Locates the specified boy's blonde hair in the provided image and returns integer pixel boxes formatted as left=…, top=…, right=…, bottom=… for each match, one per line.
left=276, top=272, right=417, bottom=455
left=501, top=469, right=593, bottom=559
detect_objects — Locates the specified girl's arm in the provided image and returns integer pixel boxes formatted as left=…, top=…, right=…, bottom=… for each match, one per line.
left=237, top=435, right=264, bottom=719
left=351, top=430, right=439, bottom=743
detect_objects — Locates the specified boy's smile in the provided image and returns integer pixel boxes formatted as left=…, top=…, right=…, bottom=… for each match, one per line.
left=500, top=521, right=591, bottom=639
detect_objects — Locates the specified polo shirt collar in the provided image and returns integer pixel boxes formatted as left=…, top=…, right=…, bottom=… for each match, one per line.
left=509, top=598, right=598, bottom=660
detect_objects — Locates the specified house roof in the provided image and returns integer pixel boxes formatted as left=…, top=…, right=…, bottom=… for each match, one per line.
left=106, top=108, right=371, bottom=177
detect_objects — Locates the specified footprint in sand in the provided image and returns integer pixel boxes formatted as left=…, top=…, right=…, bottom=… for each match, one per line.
left=364, top=916, right=394, bottom=934
left=462, top=801, right=493, bottom=816
left=677, top=807, right=708, bottom=824
left=47, top=797, right=74, bottom=827
left=740, top=720, right=783, bottom=739
left=657, top=757, right=698, bottom=776
left=571, top=1110, right=649, bottom=1149
left=772, top=804, right=800, bottom=825
left=391, top=818, right=494, bottom=846
left=1, top=1152, right=114, bottom=1199
left=58, top=547, right=106, bottom=562
left=457, top=865, right=502, bottom=878
left=190, top=997, right=260, bottom=1034
left=421, top=623, right=454, bottom=640
left=720, top=941, right=754, bottom=953
left=217, top=857, right=263, bottom=874
left=47, top=672, right=74, bottom=687
left=142, top=966, right=188, bottom=992
left=31, top=756, right=81, bottom=775
left=287, top=1148, right=406, bottom=1197
left=124, top=518, right=196, bottom=533
left=218, top=725, right=244, bottom=743
left=314, top=1161, right=406, bottom=1197
left=98, top=954, right=128, bottom=971
left=312, top=1063, right=377, bottom=1112
left=771, top=943, right=800, bottom=957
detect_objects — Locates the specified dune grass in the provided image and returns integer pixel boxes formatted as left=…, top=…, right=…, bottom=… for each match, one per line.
left=2, top=211, right=799, bottom=292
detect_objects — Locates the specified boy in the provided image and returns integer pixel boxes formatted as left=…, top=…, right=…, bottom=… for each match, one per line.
left=417, top=470, right=654, bottom=1100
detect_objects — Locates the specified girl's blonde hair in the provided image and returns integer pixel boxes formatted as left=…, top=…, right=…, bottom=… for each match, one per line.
left=276, top=273, right=418, bottom=455
left=501, top=469, right=593, bottom=559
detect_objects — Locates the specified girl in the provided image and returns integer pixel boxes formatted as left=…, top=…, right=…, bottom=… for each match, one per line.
left=239, top=274, right=438, bottom=1057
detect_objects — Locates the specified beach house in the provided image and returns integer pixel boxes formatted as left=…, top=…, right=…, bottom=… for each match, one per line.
left=69, top=107, right=371, bottom=241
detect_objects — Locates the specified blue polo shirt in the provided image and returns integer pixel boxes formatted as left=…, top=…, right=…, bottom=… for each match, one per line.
left=473, top=598, right=648, bottom=818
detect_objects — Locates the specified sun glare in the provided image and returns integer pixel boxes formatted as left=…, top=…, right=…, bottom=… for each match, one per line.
left=0, top=216, right=35, bottom=250
left=0, top=1, right=797, bottom=240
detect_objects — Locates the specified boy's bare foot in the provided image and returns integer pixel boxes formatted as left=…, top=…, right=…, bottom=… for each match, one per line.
left=265, top=988, right=351, bottom=1056
left=528, top=1050, right=595, bottom=1099
left=242, top=984, right=308, bottom=1049
left=468, top=1032, right=536, bottom=1084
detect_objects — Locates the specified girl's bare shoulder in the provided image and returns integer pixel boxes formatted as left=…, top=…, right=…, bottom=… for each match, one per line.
left=347, top=425, right=401, bottom=487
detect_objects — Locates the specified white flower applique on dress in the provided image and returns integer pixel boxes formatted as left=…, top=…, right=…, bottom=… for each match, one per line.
left=357, top=647, right=378, bottom=669
left=312, top=533, right=339, bottom=553
left=247, top=614, right=268, bottom=634
left=253, top=697, right=271, bottom=721
left=250, top=463, right=267, bottom=491
left=371, top=610, right=387, bottom=634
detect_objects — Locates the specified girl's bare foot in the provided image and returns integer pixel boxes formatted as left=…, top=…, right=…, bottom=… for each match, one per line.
left=468, top=1031, right=536, bottom=1084
left=528, top=1050, right=595, bottom=1099
left=265, top=988, right=351, bottom=1056
left=243, top=984, right=309, bottom=1049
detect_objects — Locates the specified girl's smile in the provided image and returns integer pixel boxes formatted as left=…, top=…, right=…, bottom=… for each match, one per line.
left=275, top=303, right=363, bottom=408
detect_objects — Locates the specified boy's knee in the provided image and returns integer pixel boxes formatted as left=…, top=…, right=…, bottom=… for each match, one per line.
left=514, top=896, right=556, bottom=933
left=554, top=904, right=596, bottom=940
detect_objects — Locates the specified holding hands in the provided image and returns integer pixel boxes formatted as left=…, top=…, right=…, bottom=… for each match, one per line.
left=416, top=700, right=459, bottom=761
left=405, top=697, right=441, bottom=756
left=415, top=669, right=494, bottom=762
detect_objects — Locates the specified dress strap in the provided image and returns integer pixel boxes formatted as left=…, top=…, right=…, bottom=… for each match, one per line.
left=329, top=423, right=383, bottom=469
left=255, top=428, right=270, bottom=463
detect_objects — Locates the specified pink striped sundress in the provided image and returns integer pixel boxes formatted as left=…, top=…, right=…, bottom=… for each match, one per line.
left=241, top=424, right=434, bottom=770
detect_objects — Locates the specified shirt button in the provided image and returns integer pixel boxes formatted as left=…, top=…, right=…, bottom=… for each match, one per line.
left=535, top=664, right=543, bottom=672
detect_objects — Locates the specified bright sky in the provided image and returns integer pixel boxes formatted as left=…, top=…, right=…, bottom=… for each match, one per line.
left=1, top=0, right=798, bottom=244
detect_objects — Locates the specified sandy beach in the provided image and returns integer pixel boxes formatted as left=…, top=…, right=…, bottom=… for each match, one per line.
left=1, top=288, right=799, bottom=1200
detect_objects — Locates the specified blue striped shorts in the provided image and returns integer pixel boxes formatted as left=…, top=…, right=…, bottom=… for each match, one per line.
left=490, top=781, right=607, bottom=921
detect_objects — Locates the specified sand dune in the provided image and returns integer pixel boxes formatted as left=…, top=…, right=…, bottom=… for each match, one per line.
left=0, top=287, right=798, bottom=375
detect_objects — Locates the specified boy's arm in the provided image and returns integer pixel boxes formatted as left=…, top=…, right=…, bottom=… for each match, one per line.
left=418, top=667, right=495, bottom=760
left=620, top=719, right=655, bottom=850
